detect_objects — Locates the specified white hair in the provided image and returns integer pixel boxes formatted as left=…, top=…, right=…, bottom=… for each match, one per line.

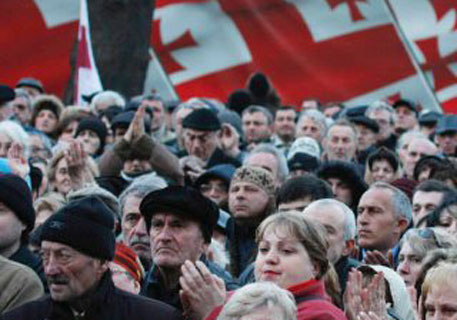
left=217, top=282, right=297, bottom=320
left=0, top=120, right=30, bottom=157
left=90, top=90, right=125, bottom=111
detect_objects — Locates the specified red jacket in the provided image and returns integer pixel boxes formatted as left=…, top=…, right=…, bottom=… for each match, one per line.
left=206, top=279, right=347, bottom=320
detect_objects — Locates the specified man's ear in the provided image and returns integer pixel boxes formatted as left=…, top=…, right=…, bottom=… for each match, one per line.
left=342, top=239, right=355, bottom=257
left=396, top=218, right=409, bottom=233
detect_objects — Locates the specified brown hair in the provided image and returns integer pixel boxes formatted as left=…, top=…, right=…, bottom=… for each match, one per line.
left=256, top=212, right=329, bottom=280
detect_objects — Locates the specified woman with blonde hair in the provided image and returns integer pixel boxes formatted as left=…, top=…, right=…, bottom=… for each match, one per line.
left=179, top=212, right=346, bottom=320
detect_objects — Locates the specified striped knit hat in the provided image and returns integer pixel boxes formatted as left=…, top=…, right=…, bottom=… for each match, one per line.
left=113, top=243, right=144, bottom=283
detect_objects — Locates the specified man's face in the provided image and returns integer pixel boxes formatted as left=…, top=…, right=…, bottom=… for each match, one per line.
left=229, top=181, right=270, bottom=219
left=149, top=213, right=207, bottom=269
left=123, top=159, right=152, bottom=176
left=183, top=128, right=218, bottom=161
left=274, top=109, right=296, bottom=142
left=0, top=202, right=25, bottom=257
left=296, top=117, right=323, bottom=142
left=244, top=153, right=279, bottom=186
left=141, top=99, right=165, bottom=132
left=11, top=96, right=31, bottom=125
left=412, top=191, right=444, bottom=227
left=29, top=135, right=51, bottom=160
left=121, top=195, right=150, bottom=260
left=302, top=204, right=347, bottom=264
left=326, top=177, right=353, bottom=207
left=357, top=188, right=406, bottom=253
left=324, top=125, right=357, bottom=161
left=394, top=106, right=417, bottom=133
left=436, top=131, right=457, bottom=156
left=41, top=241, right=107, bottom=301
left=242, top=112, right=272, bottom=144
left=355, top=124, right=376, bottom=152
left=404, top=138, right=438, bottom=179
left=367, top=109, right=393, bottom=141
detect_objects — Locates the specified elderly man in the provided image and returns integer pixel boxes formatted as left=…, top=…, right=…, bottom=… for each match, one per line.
left=322, top=119, right=358, bottom=162
left=403, top=137, right=438, bottom=180
left=365, top=101, right=397, bottom=150
left=295, top=109, right=327, bottom=144
left=3, top=196, right=181, bottom=320
left=241, top=105, right=274, bottom=150
left=243, top=143, right=289, bottom=188
left=140, top=186, right=237, bottom=310
left=357, top=182, right=411, bottom=264
left=302, top=199, right=359, bottom=293
left=11, top=88, right=32, bottom=127
left=119, top=174, right=167, bottom=270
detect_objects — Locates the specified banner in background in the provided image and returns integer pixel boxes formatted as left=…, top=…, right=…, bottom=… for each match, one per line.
left=0, top=0, right=456, bottom=112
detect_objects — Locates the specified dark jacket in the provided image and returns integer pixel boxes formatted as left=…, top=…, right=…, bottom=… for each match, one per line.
left=2, top=272, right=182, bottom=320
left=141, top=257, right=238, bottom=311
left=10, top=244, right=46, bottom=289
left=226, top=218, right=258, bottom=277
left=334, top=256, right=360, bottom=294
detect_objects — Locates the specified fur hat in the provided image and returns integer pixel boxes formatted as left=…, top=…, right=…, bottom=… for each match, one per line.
left=31, top=95, right=64, bottom=125
left=231, top=166, right=275, bottom=196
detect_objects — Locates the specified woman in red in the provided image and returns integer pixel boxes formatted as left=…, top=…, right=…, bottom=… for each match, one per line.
left=179, top=212, right=347, bottom=320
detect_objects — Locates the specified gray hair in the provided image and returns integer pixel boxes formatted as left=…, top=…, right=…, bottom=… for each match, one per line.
left=0, top=120, right=30, bottom=156
left=371, top=182, right=412, bottom=223
left=217, top=282, right=297, bottom=320
left=365, top=100, right=395, bottom=124
left=90, top=90, right=125, bottom=110
left=396, top=130, right=426, bottom=155
left=297, top=109, right=327, bottom=139
left=119, top=173, right=167, bottom=217
left=399, top=228, right=457, bottom=261
left=304, top=198, right=356, bottom=241
left=242, top=105, right=274, bottom=125
left=245, top=143, right=289, bottom=183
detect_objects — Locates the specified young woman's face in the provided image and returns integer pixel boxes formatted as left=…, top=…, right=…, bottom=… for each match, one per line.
left=35, top=109, right=58, bottom=134
left=397, top=241, right=423, bottom=287
left=254, top=225, right=316, bottom=289
left=77, top=130, right=101, bottom=156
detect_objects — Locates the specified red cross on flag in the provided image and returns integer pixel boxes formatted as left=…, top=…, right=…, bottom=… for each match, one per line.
left=74, top=0, right=103, bottom=105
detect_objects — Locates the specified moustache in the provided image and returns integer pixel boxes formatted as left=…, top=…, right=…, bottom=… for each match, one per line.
left=129, top=235, right=149, bottom=246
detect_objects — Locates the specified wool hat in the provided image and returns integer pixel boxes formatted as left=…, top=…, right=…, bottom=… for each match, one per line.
left=0, top=85, right=15, bottom=104
left=16, top=77, right=44, bottom=93
left=390, top=178, right=418, bottom=202
left=140, top=186, right=219, bottom=243
left=113, top=243, right=144, bottom=283
left=182, top=108, right=221, bottom=131
left=74, top=116, right=108, bottom=155
left=194, top=164, right=236, bottom=188
left=287, top=136, right=321, bottom=160
left=217, top=109, right=244, bottom=139
left=287, top=153, right=320, bottom=173
left=231, top=166, right=275, bottom=196
left=0, top=174, right=35, bottom=233
left=419, top=111, right=443, bottom=126
left=40, top=196, right=116, bottom=260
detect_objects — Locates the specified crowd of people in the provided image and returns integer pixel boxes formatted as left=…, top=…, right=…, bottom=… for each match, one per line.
left=1, top=72, right=457, bottom=320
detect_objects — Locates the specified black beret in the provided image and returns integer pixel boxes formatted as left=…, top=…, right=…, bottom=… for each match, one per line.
left=349, top=115, right=379, bottom=133
left=182, top=108, right=221, bottom=131
left=0, top=174, right=35, bottom=233
left=393, top=99, right=418, bottom=115
left=287, top=153, right=320, bottom=172
left=344, top=105, right=368, bottom=118
left=16, top=77, right=44, bottom=93
left=75, top=117, right=108, bottom=155
left=140, top=186, right=219, bottom=243
left=40, top=196, right=115, bottom=260
left=0, top=85, right=15, bottom=104
left=419, top=111, right=443, bottom=126
left=194, top=164, right=236, bottom=187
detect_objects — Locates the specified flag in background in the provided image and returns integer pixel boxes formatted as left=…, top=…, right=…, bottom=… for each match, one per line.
left=74, top=0, right=103, bottom=105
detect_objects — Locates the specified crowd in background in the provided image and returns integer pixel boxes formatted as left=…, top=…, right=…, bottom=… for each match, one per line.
left=1, top=72, right=457, bottom=320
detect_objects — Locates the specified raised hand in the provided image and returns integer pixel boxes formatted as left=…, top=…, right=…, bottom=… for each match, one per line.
left=179, top=260, right=226, bottom=320
left=124, top=106, right=146, bottom=143
left=218, top=123, right=240, bottom=158
left=7, top=142, right=29, bottom=179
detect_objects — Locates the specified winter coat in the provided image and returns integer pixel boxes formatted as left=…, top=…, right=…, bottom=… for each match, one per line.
left=2, top=272, right=182, bottom=320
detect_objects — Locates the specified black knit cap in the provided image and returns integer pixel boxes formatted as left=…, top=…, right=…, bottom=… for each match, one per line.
left=74, top=117, right=108, bottom=155
left=182, top=108, right=221, bottom=131
left=40, top=196, right=115, bottom=260
left=140, top=186, right=219, bottom=243
left=0, top=174, right=35, bottom=233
